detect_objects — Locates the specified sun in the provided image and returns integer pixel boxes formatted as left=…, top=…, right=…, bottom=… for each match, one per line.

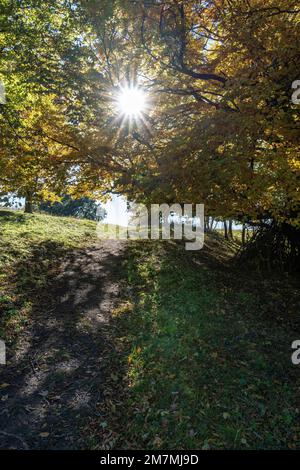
left=116, top=86, right=146, bottom=118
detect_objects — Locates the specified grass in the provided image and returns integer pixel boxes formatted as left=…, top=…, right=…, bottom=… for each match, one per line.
left=1, top=210, right=299, bottom=449
left=107, top=238, right=300, bottom=450
left=0, top=209, right=113, bottom=341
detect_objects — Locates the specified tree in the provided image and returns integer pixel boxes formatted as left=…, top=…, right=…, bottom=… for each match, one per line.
left=40, top=195, right=106, bottom=221
left=86, top=0, right=299, bottom=267
left=0, top=0, right=116, bottom=209
left=1, top=0, right=299, bottom=267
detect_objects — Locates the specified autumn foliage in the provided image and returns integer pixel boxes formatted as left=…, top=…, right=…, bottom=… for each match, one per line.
left=0, top=1, right=299, bottom=262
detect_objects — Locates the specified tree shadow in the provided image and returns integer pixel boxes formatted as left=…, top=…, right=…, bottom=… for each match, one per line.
left=0, top=210, right=26, bottom=223
left=0, top=240, right=126, bottom=449
left=107, top=239, right=300, bottom=449
left=1, top=236, right=299, bottom=449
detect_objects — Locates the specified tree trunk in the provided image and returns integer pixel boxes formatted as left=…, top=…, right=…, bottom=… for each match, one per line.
left=228, top=219, right=233, bottom=239
left=224, top=220, right=228, bottom=240
left=242, top=224, right=246, bottom=245
left=24, top=195, right=33, bottom=213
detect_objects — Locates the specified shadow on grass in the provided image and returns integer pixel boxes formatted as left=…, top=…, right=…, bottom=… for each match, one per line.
left=1, top=236, right=299, bottom=450
left=0, top=239, right=126, bottom=449
left=108, top=239, right=300, bottom=450
left=0, top=210, right=26, bottom=223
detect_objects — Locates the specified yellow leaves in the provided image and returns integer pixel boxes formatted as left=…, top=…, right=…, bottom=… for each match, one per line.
left=128, top=345, right=142, bottom=368
left=153, top=436, right=163, bottom=448
left=0, top=383, right=10, bottom=389
left=289, top=157, right=300, bottom=170
left=39, top=190, right=61, bottom=203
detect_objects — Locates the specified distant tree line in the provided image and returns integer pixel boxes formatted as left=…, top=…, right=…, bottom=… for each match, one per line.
left=0, top=194, right=106, bottom=222
left=40, top=196, right=106, bottom=221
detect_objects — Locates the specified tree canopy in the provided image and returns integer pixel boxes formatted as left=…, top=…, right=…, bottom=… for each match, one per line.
left=0, top=0, right=299, bottom=232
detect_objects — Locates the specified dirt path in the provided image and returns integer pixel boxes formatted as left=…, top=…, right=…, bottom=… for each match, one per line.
left=0, top=240, right=126, bottom=449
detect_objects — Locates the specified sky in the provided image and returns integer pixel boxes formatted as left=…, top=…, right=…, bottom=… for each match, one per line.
left=102, top=194, right=129, bottom=227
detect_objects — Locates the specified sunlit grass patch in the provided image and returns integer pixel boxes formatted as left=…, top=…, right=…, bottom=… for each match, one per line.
left=0, top=210, right=115, bottom=342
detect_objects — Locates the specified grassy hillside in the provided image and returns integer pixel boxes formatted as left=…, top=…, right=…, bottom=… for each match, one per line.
left=0, top=210, right=99, bottom=341
left=101, top=241, right=300, bottom=450
left=1, top=210, right=299, bottom=450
